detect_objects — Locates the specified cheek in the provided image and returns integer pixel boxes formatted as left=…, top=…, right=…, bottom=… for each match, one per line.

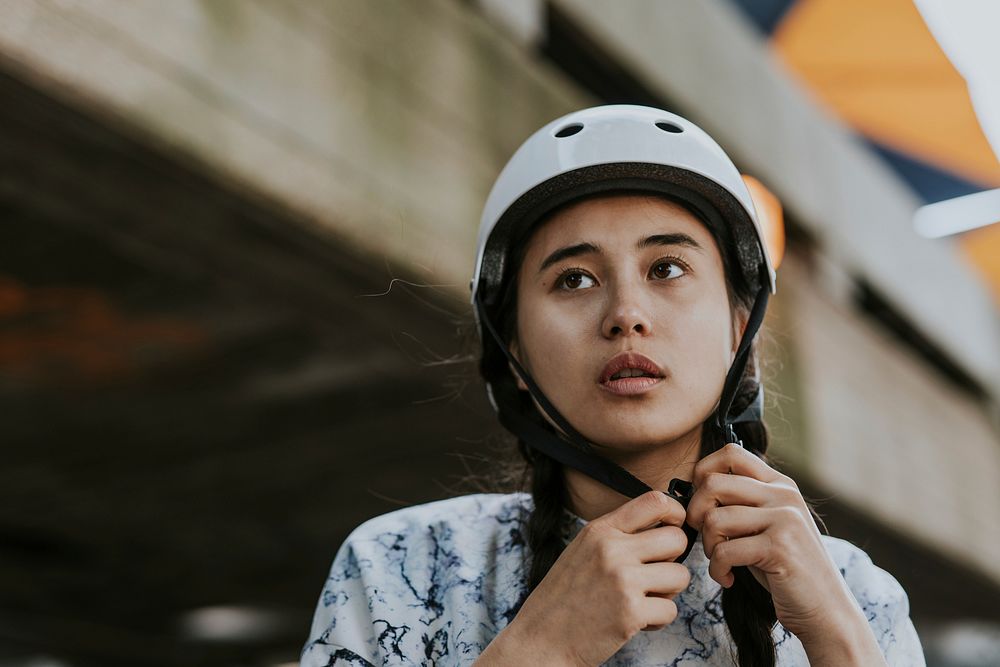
left=517, top=301, right=590, bottom=383
left=668, top=302, right=734, bottom=372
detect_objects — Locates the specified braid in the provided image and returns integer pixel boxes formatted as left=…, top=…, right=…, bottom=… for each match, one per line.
left=691, top=344, right=776, bottom=666
left=524, top=448, right=569, bottom=592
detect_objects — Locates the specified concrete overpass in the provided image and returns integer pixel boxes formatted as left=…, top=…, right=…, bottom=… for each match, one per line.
left=0, top=1, right=997, bottom=664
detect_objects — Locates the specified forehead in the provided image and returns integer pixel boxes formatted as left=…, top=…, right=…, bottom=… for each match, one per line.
left=523, top=193, right=717, bottom=257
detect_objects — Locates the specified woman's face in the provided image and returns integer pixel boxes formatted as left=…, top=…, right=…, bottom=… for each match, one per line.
left=511, top=193, right=746, bottom=453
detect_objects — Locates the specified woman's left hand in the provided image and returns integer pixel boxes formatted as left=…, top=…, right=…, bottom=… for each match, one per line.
left=684, top=442, right=858, bottom=639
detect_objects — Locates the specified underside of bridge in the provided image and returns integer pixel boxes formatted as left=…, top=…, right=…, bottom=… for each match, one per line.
left=1, top=60, right=997, bottom=667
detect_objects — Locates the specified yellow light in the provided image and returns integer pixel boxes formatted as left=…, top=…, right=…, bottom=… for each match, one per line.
left=742, top=174, right=785, bottom=270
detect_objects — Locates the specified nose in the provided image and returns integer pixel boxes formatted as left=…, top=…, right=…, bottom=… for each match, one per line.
left=601, top=283, right=653, bottom=338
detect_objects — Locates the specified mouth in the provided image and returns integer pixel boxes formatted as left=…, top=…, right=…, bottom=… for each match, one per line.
left=598, top=351, right=666, bottom=396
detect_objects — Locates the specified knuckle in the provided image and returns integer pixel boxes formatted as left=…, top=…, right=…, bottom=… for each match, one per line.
left=617, top=623, right=636, bottom=644
left=581, top=519, right=614, bottom=545
left=619, top=596, right=641, bottom=631
left=772, top=521, right=798, bottom=549
left=704, top=471, right=725, bottom=492
left=580, top=520, right=604, bottom=540
left=576, top=522, right=597, bottom=544
left=777, top=505, right=805, bottom=526
left=609, top=565, right=632, bottom=592
left=773, top=528, right=794, bottom=553
left=704, top=507, right=722, bottom=530
left=777, top=471, right=798, bottom=488
left=776, top=482, right=801, bottom=503
left=644, top=490, right=670, bottom=510
left=656, top=526, right=687, bottom=557
left=692, top=458, right=708, bottom=482
left=594, top=539, right=619, bottom=571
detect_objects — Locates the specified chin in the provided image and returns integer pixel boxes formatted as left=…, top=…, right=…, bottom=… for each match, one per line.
left=579, top=417, right=703, bottom=453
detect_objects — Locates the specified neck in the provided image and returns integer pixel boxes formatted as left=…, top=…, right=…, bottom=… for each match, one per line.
left=563, top=425, right=702, bottom=522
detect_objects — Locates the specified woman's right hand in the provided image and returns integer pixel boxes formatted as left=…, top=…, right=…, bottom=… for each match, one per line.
left=508, top=490, right=692, bottom=667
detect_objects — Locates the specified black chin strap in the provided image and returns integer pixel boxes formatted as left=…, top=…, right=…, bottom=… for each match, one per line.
left=476, top=283, right=769, bottom=563
left=716, top=284, right=771, bottom=445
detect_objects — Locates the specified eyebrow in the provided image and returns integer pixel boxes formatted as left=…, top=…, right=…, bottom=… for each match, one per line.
left=537, top=233, right=704, bottom=274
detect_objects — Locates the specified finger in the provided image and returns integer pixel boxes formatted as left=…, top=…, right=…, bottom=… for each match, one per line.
left=637, top=561, right=692, bottom=597
left=638, top=595, right=678, bottom=630
left=686, top=472, right=781, bottom=531
left=604, top=490, right=687, bottom=534
left=631, top=524, right=690, bottom=563
left=707, top=533, right=772, bottom=588
left=700, top=505, right=774, bottom=560
left=692, top=442, right=790, bottom=487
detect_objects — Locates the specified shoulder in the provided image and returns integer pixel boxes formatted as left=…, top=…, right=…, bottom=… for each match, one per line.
left=303, top=494, right=534, bottom=665
left=352, top=491, right=531, bottom=533
left=819, top=535, right=926, bottom=664
left=346, top=492, right=531, bottom=545
left=819, top=534, right=908, bottom=609
left=337, top=492, right=532, bottom=574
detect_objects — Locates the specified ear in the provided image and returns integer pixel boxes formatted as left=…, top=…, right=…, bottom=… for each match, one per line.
left=508, top=338, right=529, bottom=392
left=730, top=308, right=750, bottom=364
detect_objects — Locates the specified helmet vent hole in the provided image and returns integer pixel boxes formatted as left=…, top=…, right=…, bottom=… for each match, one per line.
left=655, top=121, right=684, bottom=133
left=554, top=123, right=584, bottom=138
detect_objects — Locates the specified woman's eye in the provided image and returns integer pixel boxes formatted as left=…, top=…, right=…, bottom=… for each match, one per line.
left=651, top=260, right=686, bottom=280
left=558, top=271, right=596, bottom=290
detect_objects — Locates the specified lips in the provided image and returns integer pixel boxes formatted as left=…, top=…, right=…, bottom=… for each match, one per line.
left=599, top=351, right=666, bottom=385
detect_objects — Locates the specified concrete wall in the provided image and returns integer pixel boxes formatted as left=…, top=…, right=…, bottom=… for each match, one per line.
left=773, top=252, right=1000, bottom=583
left=0, top=0, right=587, bottom=293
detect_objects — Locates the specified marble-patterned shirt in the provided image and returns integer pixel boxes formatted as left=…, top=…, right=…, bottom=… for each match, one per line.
left=302, top=492, right=925, bottom=666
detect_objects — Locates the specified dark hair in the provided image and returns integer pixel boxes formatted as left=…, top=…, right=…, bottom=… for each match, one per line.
left=475, top=192, right=826, bottom=666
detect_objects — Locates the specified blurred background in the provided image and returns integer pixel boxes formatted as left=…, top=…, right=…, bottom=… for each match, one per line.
left=1, top=1, right=998, bottom=665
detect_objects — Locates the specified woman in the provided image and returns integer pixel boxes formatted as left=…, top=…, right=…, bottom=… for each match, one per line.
left=302, top=105, right=924, bottom=666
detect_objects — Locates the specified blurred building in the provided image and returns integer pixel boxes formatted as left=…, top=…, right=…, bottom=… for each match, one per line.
left=0, top=1, right=997, bottom=665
